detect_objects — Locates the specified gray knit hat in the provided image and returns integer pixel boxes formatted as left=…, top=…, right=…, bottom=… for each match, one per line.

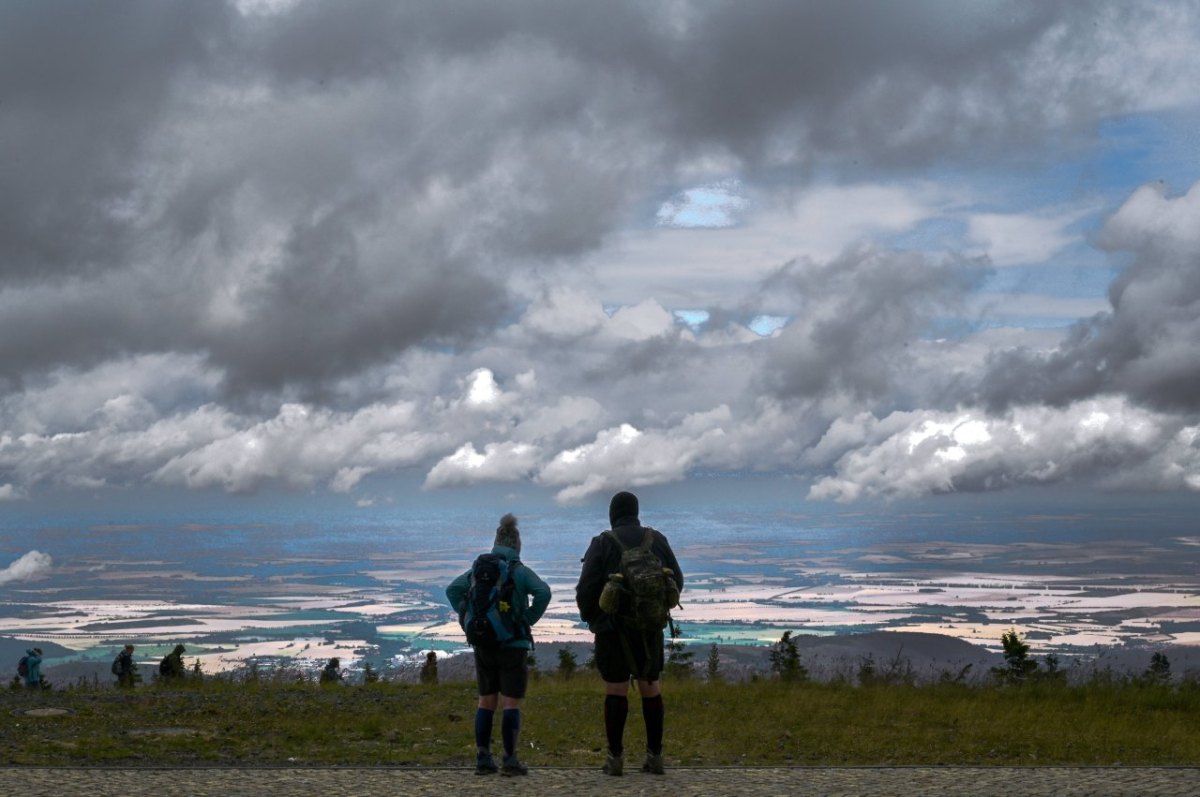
left=494, top=513, right=521, bottom=553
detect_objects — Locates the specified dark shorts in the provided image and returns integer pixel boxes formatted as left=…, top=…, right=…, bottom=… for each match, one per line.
left=594, top=628, right=664, bottom=683
left=473, top=645, right=529, bottom=698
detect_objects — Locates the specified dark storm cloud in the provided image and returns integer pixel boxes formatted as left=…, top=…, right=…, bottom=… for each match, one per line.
left=761, top=249, right=988, bottom=402
left=976, top=183, right=1200, bottom=413
left=0, top=0, right=663, bottom=393
left=0, top=271, right=199, bottom=394
left=0, top=0, right=230, bottom=283
left=0, top=0, right=1189, bottom=401
left=649, top=1, right=1061, bottom=166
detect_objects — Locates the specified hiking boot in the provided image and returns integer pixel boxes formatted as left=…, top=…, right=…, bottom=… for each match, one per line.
left=641, top=751, right=665, bottom=775
left=475, top=751, right=498, bottom=775
left=500, top=754, right=528, bottom=776
left=602, top=751, right=624, bottom=776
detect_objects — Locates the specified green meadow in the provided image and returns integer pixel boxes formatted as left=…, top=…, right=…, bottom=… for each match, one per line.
left=5, top=672, right=1200, bottom=767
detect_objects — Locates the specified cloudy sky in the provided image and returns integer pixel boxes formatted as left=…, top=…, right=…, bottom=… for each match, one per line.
left=3, top=0, right=1200, bottom=513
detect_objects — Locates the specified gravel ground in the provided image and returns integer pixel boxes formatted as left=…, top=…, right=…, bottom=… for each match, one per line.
left=4, top=766, right=1200, bottom=796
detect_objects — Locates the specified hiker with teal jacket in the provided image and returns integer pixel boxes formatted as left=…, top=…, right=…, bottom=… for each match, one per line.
left=446, top=513, right=552, bottom=777
left=21, top=647, right=43, bottom=689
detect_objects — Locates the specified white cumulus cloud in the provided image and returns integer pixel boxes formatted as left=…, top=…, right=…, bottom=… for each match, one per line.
left=424, top=441, right=541, bottom=489
left=965, top=207, right=1091, bottom=266
left=538, top=407, right=737, bottom=503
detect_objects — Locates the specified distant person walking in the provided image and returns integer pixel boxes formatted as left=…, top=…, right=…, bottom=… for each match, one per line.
left=419, top=650, right=439, bottom=685
left=159, top=644, right=187, bottom=680
left=113, top=644, right=138, bottom=688
left=576, top=491, right=683, bottom=776
left=447, top=514, right=552, bottom=777
left=320, top=657, right=343, bottom=684
left=19, top=647, right=43, bottom=690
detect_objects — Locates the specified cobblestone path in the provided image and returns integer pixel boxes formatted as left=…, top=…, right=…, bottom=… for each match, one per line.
left=4, top=766, right=1199, bottom=796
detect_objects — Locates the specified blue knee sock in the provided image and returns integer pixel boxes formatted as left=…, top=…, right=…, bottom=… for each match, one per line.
left=474, top=707, right=495, bottom=752
left=501, top=708, right=521, bottom=758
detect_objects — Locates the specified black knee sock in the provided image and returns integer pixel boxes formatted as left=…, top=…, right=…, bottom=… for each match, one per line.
left=604, top=695, right=628, bottom=755
left=474, top=707, right=494, bottom=752
left=642, top=695, right=664, bottom=755
left=501, top=708, right=521, bottom=758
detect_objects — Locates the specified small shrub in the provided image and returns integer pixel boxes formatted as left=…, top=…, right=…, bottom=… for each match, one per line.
left=769, top=631, right=807, bottom=683
left=936, top=663, right=973, bottom=686
left=1144, top=652, right=1171, bottom=685
left=556, top=647, right=577, bottom=680
left=857, top=648, right=914, bottom=687
left=243, top=660, right=260, bottom=685
left=992, top=629, right=1038, bottom=686
left=362, top=662, right=379, bottom=684
left=1038, top=653, right=1067, bottom=685
left=665, top=620, right=695, bottom=679
left=706, top=643, right=722, bottom=683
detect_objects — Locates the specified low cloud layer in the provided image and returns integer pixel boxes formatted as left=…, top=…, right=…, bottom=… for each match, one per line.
left=809, top=398, right=1200, bottom=501
left=2, top=2, right=1200, bottom=506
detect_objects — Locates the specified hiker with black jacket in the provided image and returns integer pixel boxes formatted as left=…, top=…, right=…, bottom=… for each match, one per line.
left=576, top=491, right=684, bottom=777
left=446, top=513, right=552, bottom=777
left=159, top=644, right=187, bottom=680
left=113, top=644, right=137, bottom=688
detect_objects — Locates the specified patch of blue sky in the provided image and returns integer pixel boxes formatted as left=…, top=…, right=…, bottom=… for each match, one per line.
left=673, top=309, right=710, bottom=327
left=748, top=315, right=788, bottom=336
left=656, top=180, right=748, bottom=228
left=669, top=310, right=786, bottom=336
left=978, top=259, right=1117, bottom=300
left=969, top=315, right=1092, bottom=331
left=920, top=314, right=1052, bottom=338
left=883, top=213, right=1113, bottom=309
left=1090, top=110, right=1200, bottom=196
left=897, top=110, right=1195, bottom=224
left=884, top=215, right=969, bottom=253
left=924, top=316, right=981, bottom=340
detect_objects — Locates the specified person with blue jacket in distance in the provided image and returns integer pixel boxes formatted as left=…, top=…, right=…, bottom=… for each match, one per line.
left=446, top=513, right=552, bottom=776
left=23, top=647, right=43, bottom=689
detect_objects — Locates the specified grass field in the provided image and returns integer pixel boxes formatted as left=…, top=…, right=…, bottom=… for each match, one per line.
left=5, top=671, right=1200, bottom=767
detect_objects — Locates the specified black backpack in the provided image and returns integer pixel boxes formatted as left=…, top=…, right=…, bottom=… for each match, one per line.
left=461, top=553, right=525, bottom=647
left=159, top=656, right=170, bottom=676
left=17, top=656, right=28, bottom=678
left=111, top=655, right=123, bottom=676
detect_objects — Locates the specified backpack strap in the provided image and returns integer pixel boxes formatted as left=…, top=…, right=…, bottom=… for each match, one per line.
left=636, top=528, right=653, bottom=552
left=494, top=557, right=531, bottom=644
left=602, top=529, right=626, bottom=551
